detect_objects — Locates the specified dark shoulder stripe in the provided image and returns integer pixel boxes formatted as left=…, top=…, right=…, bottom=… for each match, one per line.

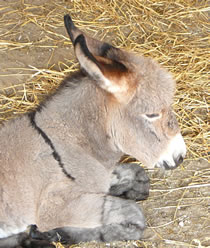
left=28, top=112, right=75, bottom=181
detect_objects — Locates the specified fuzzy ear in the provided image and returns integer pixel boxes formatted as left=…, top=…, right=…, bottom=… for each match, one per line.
left=74, top=34, right=132, bottom=101
left=64, top=14, right=120, bottom=59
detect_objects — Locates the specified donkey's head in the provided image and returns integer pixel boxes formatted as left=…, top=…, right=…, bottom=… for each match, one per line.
left=64, top=15, right=186, bottom=169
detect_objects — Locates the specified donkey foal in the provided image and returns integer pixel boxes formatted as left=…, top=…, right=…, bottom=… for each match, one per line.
left=0, top=14, right=186, bottom=247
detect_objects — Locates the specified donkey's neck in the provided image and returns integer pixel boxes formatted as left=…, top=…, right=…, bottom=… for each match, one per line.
left=35, top=73, right=123, bottom=168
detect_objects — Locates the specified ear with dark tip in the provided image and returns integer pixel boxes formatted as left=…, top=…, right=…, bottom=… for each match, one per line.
left=64, top=14, right=121, bottom=59
left=64, top=14, right=82, bottom=44
left=74, top=34, right=132, bottom=102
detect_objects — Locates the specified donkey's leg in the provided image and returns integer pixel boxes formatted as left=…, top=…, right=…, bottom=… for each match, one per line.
left=0, top=231, right=55, bottom=248
left=37, top=194, right=145, bottom=244
left=0, top=232, right=28, bottom=248
left=95, top=195, right=145, bottom=242
left=109, top=163, right=150, bottom=201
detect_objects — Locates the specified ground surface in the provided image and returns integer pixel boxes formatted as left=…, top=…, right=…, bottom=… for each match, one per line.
left=0, top=0, right=209, bottom=248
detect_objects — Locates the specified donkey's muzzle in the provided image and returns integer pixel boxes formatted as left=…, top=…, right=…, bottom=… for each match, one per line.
left=155, top=133, right=186, bottom=170
left=161, top=155, right=184, bottom=170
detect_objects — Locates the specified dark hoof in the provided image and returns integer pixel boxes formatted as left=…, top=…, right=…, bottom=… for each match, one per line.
left=109, top=163, right=150, bottom=201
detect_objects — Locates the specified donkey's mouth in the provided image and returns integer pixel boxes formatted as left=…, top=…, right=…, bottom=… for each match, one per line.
left=155, top=155, right=184, bottom=170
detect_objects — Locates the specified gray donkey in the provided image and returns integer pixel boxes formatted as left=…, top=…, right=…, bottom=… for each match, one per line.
left=0, top=15, right=186, bottom=247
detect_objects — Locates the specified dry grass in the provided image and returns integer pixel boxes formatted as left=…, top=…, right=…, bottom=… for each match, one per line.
left=0, top=0, right=209, bottom=247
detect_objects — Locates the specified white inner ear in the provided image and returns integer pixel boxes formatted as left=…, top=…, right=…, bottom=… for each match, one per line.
left=75, top=42, right=129, bottom=98
left=102, top=77, right=128, bottom=94
left=76, top=48, right=128, bottom=95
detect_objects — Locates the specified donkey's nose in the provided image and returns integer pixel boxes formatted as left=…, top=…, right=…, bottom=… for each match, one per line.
left=161, top=155, right=184, bottom=170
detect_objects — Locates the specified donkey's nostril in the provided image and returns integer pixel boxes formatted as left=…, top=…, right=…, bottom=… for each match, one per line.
left=175, top=155, right=184, bottom=166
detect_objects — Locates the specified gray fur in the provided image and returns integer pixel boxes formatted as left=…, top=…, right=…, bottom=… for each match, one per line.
left=0, top=14, right=186, bottom=247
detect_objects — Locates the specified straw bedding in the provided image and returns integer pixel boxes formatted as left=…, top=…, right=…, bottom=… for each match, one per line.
left=0, top=0, right=209, bottom=247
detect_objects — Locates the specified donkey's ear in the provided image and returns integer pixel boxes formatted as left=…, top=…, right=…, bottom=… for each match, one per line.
left=64, top=14, right=81, bottom=44
left=64, top=14, right=120, bottom=59
left=74, top=35, right=132, bottom=102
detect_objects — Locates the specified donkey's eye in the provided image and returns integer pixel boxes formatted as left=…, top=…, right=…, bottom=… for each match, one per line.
left=146, top=114, right=160, bottom=118
left=143, top=113, right=162, bottom=121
